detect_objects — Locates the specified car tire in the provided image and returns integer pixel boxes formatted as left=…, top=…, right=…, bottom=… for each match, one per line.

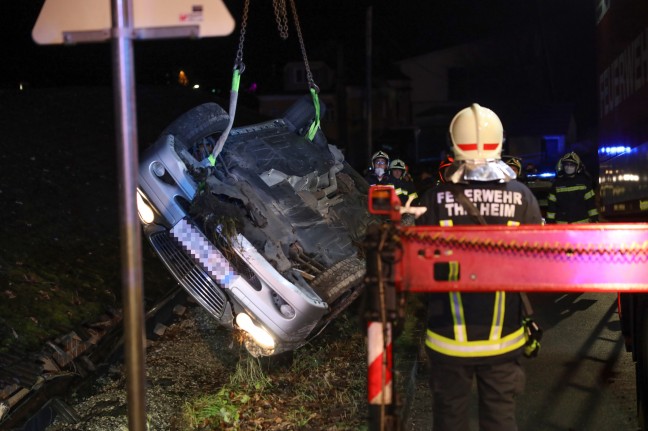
left=160, top=102, right=230, bottom=149
left=310, top=255, right=365, bottom=304
left=283, top=94, right=326, bottom=135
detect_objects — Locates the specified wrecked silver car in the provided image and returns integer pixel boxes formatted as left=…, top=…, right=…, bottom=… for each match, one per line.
left=136, top=97, right=374, bottom=356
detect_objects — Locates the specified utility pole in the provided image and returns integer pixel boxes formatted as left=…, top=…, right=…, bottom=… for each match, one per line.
left=366, top=6, right=373, bottom=164
left=111, top=1, right=147, bottom=430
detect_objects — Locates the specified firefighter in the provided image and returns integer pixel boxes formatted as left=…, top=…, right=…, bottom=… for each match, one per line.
left=390, top=158, right=414, bottom=182
left=503, top=155, right=523, bottom=178
left=389, top=159, right=419, bottom=206
left=546, top=151, right=599, bottom=224
left=366, top=151, right=411, bottom=206
left=365, top=150, right=391, bottom=185
left=417, top=103, right=543, bottom=431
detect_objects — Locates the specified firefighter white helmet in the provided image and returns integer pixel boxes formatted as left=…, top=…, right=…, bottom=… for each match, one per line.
left=389, top=159, right=406, bottom=171
left=371, top=150, right=389, bottom=165
left=449, top=103, right=504, bottom=161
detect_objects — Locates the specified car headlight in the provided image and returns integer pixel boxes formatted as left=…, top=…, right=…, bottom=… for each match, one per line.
left=236, top=313, right=276, bottom=350
left=136, top=191, right=155, bottom=224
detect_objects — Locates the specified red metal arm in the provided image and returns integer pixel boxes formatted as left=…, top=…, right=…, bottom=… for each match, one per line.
left=395, top=224, right=648, bottom=293
left=368, top=185, right=648, bottom=293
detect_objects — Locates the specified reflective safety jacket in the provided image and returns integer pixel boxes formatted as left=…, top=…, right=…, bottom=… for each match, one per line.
left=417, top=180, right=543, bottom=364
left=392, top=177, right=419, bottom=206
left=546, top=174, right=598, bottom=224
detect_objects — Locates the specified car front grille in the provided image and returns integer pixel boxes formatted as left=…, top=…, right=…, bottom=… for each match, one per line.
left=149, top=229, right=227, bottom=319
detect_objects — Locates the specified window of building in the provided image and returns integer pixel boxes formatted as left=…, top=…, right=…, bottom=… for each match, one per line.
left=542, top=135, right=565, bottom=164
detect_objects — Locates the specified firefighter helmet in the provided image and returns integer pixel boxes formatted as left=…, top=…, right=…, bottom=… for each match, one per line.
left=389, top=159, right=406, bottom=171
left=449, top=103, right=504, bottom=161
left=504, top=156, right=522, bottom=176
left=556, top=152, right=583, bottom=174
left=371, top=150, right=389, bottom=165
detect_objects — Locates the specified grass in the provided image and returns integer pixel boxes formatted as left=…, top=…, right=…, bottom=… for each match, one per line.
left=0, top=87, right=226, bottom=355
left=180, top=312, right=370, bottom=430
left=176, top=296, right=428, bottom=430
left=184, top=387, right=251, bottom=429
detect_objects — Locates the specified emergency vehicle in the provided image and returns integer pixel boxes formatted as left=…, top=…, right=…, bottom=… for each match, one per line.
left=597, top=0, right=648, bottom=426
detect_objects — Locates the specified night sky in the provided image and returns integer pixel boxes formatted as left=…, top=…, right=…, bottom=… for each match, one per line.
left=3, top=1, right=597, bottom=131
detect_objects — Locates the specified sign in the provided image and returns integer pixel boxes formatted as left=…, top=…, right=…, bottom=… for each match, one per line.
left=32, top=0, right=235, bottom=45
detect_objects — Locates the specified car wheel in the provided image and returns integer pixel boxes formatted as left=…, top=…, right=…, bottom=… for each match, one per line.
left=282, top=94, right=325, bottom=135
left=161, top=102, right=230, bottom=148
left=310, top=255, right=365, bottom=304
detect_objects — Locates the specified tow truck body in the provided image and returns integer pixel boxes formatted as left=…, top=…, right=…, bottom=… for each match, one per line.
left=597, top=0, right=648, bottom=426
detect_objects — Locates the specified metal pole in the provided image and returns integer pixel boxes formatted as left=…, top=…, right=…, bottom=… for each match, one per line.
left=366, top=6, right=373, bottom=163
left=364, top=225, right=399, bottom=431
left=111, top=1, right=147, bottom=430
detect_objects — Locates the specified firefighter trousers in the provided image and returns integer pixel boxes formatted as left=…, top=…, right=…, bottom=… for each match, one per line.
left=427, top=356, right=525, bottom=431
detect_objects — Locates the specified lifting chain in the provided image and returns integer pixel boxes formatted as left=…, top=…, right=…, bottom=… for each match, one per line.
left=272, top=0, right=318, bottom=93
left=272, top=0, right=289, bottom=39
left=288, top=0, right=318, bottom=92
left=400, top=230, right=648, bottom=263
left=234, top=0, right=250, bottom=71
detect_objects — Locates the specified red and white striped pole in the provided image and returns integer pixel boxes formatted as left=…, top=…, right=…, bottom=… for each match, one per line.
left=368, top=321, right=392, bottom=404
left=368, top=321, right=395, bottom=430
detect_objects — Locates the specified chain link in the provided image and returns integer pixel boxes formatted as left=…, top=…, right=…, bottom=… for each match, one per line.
left=400, top=230, right=648, bottom=264
left=273, top=0, right=289, bottom=39
left=288, top=0, right=316, bottom=91
left=234, top=0, right=250, bottom=70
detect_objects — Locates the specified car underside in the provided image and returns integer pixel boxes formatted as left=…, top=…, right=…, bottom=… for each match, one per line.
left=137, top=96, right=378, bottom=355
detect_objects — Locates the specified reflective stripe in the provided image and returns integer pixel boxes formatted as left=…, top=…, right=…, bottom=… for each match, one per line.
left=489, top=292, right=504, bottom=340
left=449, top=292, right=467, bottom=342
left=547, top=194, right=556, bottom=202
left=584, top=190, right=595, bottom=200
left=588, top=208, right=599, bottom=217
left=425, top=326, right=526, bottom=357
left=409, top=192, right=419, bottom=201
left=440, top=220, right=454, bottom=226
left=449, top=262, right=459, bottom=280
left=428, top=290, right=526, bottom=358
left=546, top=212, right=556, bottom=220
left=507, top=220, right=520, bottom=226
left=395, top=188, right=405, bottom=195
left=555, top=217, right=591, bottom=224
left=556, top=185, right=587, bottom=193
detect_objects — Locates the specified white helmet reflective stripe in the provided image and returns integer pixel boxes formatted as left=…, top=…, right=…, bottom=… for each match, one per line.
left=449, top=103, right=503, bottom=161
